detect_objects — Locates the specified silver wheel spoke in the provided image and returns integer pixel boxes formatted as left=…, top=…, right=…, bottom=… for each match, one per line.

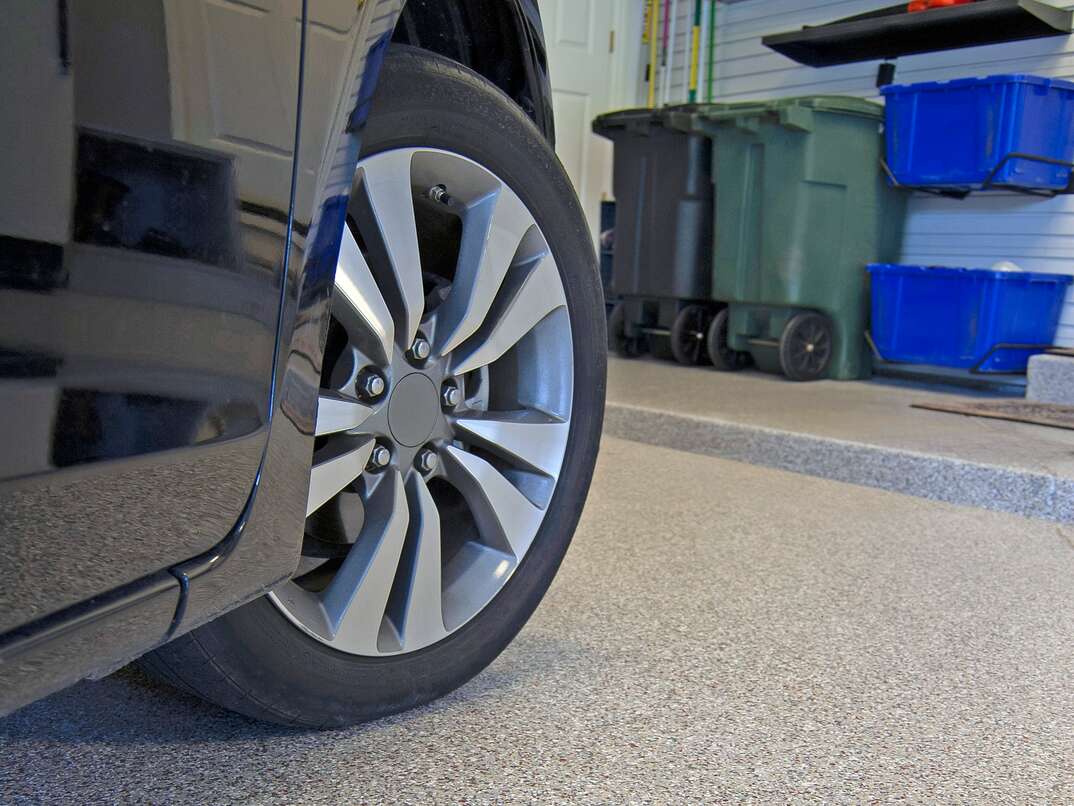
left=307, top=439, right=374, bottom=516
left=356, top=150, right=425, bottom=348
left=435, top=185, right=534, bottom=356
left=442, top=445, right=544, bottom=559
left=294, top=555, right=331, bottom=578
left=334, top=226, right=395, bottom=365
left=322, top=471, right=409, bottom=653
left=315, top=392, right=373, bottom=437
left=454, top=410, right=569, bottom=478
left=275, top=147, right=576, bottom=658
left=398, top=474, right=448, bottom=651
left=451, top=252, right=565, bottom=375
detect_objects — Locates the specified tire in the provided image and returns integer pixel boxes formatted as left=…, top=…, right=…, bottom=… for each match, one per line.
left=141, top=45, right=606, bottom=727
left=778, top=311, right=833, bottom=382
left=706, top=308, right=750, bottom=372
left=669, top=304, right=713, bottom=366
left=608, top=301, right=642, bottom=358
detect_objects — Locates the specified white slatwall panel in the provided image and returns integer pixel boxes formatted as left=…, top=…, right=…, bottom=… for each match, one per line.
left=639, top=0, right=1074, bottom=345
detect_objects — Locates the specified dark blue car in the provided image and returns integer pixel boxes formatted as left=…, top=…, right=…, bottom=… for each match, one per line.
left=0, top=0, right=605, bottom=727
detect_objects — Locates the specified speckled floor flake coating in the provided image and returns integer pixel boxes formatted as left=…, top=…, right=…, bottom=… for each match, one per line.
left=1029, top=353, right=1074, bottom=404
left=605, top=357, right=1074, bottom=522
left=3, top=437, right=1074, bottom=803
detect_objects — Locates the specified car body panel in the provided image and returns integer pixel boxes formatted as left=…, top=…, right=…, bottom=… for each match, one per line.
left=166, top=0, right=403, bottom=636
left=0, top=0, right=551, bottom=715
left=0, top=0, right=299, bottom=632
left=0, top=571, right=180, bottom=715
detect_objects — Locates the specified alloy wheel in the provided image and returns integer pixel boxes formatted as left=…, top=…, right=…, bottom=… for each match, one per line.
left=269, top=148, right=574, bottom=656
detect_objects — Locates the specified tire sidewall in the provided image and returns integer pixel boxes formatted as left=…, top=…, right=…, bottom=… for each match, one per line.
left=187, top=46, right=606, bottom=726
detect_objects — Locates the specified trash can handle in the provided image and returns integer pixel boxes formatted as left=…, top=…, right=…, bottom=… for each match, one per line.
left=778, top=105, right=814, bottom=133
left=686, top=108, right=764, bottom=133
left=694, top=107, right=761, bottom=123
left=680, top=105, right=809, bottom=134
left=665, top=111, right=692, bottom=129
left=665, top=110, right=720, bottom=135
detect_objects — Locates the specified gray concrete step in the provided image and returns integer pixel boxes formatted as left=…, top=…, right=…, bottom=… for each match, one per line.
left=606, top=357, right=1074, bottom=523
left=1028, top=353, right=1074, bottom=405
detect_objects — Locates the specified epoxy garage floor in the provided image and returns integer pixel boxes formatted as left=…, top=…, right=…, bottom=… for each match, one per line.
left=4, top=436, right=1074, bottom=803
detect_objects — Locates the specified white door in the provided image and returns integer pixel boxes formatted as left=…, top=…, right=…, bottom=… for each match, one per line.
left=539, top=0, right=617, bottom=248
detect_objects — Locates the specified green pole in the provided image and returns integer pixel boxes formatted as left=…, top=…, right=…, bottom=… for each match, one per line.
left=706, top=0, right=716, bottom=102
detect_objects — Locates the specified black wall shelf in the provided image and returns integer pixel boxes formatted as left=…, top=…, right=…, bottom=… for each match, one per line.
left=762, top=0, right=1074, bottom=68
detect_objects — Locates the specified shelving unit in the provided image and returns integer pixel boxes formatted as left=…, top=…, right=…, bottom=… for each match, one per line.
left=881, top=153, right=1074, bottom=198
left=762, top=0, right=1074, bottom=68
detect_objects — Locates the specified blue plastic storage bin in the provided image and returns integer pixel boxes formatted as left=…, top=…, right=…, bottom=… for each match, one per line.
left=867, top=264, right=1072, bottom=373
left=881, top=74, right=1074, bottom=191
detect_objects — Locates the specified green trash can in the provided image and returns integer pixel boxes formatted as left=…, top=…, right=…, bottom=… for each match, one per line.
left=668, top=97, right=909, bottom=380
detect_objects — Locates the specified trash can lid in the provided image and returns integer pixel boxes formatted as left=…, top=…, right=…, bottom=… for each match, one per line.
left=769, top=95, right=884, bottom=117
left=593, top=103, right=739, bottom=138
left=665, top=95, right=882, bottom=135
left=703, top=95, right=883, bottom=120
left=591, top=107, right=672, bottom=135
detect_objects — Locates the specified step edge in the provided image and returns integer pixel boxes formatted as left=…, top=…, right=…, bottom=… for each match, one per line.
left=604, top=402, right=1071, bottom=524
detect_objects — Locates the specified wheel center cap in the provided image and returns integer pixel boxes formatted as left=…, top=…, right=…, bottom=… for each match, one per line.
left=387, top=373, right=440, bottom=447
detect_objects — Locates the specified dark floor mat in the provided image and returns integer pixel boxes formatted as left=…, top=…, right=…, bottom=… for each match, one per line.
left=912, top=399, right=1074, bottom=431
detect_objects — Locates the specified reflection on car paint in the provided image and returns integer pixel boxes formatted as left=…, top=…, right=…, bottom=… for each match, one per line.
left=0, top=0, right=420, bottom=715
left=0, top=0, right=298, bottom=627
left=73, top=131, right=242, bottom=269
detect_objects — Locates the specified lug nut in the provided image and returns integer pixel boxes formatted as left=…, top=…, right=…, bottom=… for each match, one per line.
left=368, top=443, right=391, bottom=470
left=409, top=337, right=431, bottom=362
left=415, top=449, right=438, bottom=474
left=357, top=368, right=386, bottom=400
left=441, top=382, right=461, bottom=410
left=428, top=184, right=450, bottom=204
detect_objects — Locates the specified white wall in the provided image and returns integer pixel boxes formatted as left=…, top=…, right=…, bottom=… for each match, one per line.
left=541, top=1, right=647, bottom=244
left=643, top=0, right=1074, bottom=346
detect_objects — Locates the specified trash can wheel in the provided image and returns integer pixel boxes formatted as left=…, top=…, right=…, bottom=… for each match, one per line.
left=670, top=304, right=713, bottom=366
left=706, top=308, right=750, bottom=372
left=608, top=302, right=643, bottom=358
left=779, top=311, right=833, bottom=382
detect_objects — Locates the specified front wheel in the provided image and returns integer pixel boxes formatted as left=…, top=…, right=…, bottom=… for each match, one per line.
left=142, top=46, right=606, bottom=728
